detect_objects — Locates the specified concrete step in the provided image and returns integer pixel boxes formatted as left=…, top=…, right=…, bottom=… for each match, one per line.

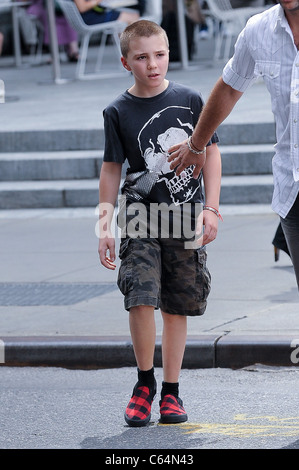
left=220, top=144, right=274, bottom=175
left=0, top=175, right=274, bottom=209
left=0, top=130, right=104, bottom=153
left=0, top=122, right=276, bottom=152
left=220, top=175, right=273, bottom=204
left=0, top=144, right=274, bottom=181
left=0, top=150, right=103, bottom=181
left=0, top=179, right=99, bottom=209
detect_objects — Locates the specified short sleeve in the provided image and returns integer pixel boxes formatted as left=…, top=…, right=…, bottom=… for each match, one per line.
left=103, top=105, right=126, bottom=164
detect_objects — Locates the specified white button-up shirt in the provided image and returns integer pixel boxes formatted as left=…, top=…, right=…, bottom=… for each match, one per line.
left=223, top=4, right=299, bottom=218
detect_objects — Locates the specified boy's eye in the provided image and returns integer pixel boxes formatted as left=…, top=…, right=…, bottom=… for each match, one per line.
left=137, top=55, right=146, bottom=60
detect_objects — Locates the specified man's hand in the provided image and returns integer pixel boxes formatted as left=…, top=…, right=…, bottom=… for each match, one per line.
left=98, top=236, right=116, bottom=270
left=168, top=140, right=206, bottom=179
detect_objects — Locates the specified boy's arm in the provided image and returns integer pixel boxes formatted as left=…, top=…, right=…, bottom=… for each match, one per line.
left=98, top=161, right=122, bottom=270
left=201, top=143, right=222, bottom=246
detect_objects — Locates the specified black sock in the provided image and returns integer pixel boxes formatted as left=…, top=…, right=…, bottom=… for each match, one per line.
left=136, top=367, right=156, bottom=394
left=161, top=381, right=179, bottom=399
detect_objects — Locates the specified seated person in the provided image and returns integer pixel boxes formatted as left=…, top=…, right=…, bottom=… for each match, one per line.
left=27, top=0, right=79, bottom=61
left=73, top=0, right=140, bottom=25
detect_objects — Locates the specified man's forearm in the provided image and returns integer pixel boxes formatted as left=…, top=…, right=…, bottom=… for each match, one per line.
left=192, top=77, right=243, bottom=151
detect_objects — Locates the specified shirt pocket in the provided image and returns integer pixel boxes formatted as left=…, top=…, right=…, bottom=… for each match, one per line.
left=254, top=61, right=281, bottom=97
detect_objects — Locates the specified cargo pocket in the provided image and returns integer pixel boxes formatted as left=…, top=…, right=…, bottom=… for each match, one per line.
left=117, top=238, right=134, bottom=295
left=196, top=248, right=211, bottom=303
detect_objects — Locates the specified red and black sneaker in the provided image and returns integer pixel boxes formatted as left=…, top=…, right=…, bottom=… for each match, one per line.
left=159, top=394, right=188, bottom=424
left=124, top=385, right=156, bottom=427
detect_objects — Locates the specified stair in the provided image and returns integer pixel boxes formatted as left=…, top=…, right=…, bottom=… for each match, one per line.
left=0, top=122, right=276, bottom=209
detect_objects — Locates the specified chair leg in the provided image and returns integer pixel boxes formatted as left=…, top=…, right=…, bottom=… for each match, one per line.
left=76, top=34, right=90, bottom=79
left=223, top=33, right=233, bottom=61
left=213, top=25, right=222, bottom=61
left=111, top=31, right=125, bottom=70
left=95, top=29, right=123, bottom=72
left=95, top=31, right=108, bottom=72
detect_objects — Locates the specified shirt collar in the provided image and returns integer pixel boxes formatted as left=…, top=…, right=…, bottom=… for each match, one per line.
left=274, top=4, right=289, bottom=33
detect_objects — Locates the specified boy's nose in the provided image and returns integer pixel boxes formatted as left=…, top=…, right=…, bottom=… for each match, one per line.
left=148, top=57, right=157, bottom=69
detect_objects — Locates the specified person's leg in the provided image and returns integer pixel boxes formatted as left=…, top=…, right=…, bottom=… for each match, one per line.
left=129, top=305, right=156, bottom=372
left=159, top=310, right=188, bottom=424
left=0, top=32, right=3, bottom=56
left=124, top=305, right=157, bottom=427
left=161, top=311, right=187, bottom=383
left=272, top=221, right=290, bottom=261
left=280, top=194, right=299, bottom=289
left=119, top=237, right=161, bottom=427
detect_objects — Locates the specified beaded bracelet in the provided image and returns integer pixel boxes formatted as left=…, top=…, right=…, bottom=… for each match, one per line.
left=203, top=206, right=223, bottom=221
left=187, top=136, right=206, bottom=155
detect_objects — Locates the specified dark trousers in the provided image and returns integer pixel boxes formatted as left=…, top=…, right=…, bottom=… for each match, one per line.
left=280, top=193, right=299, bottom=289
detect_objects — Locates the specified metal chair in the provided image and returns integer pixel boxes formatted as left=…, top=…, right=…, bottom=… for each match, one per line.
left=204, top=0, right=267, bottom=61
left=56, top=0, right=127, bottom=79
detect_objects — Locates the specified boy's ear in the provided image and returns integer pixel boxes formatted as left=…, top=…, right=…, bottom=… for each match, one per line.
left=121, top=57, right=131, bottom=71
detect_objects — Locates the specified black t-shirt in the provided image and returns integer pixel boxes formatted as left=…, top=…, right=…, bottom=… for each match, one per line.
left=103, top=81, right=219, bottom=238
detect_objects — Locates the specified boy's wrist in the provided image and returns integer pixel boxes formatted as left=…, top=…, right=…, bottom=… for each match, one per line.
left=203, top=205, right=223, bottom=221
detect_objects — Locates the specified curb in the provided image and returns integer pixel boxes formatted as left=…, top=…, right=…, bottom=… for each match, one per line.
left=1, top=335, right=299, bottom=369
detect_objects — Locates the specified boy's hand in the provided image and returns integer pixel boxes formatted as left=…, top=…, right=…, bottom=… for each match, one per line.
left=202, top=210, right=218, bottom=245
left=168, top=140, right=206, bottom=179
left=98, top=236, right=116, bottom=270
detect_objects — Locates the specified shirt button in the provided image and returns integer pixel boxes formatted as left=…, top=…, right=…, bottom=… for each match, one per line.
left=294, top=119, right=298, bottom=123
left=294, top=144, right=298, bottom=148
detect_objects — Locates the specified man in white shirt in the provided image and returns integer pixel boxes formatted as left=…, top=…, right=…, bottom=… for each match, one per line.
left=168, top=0, right=299, bottom=289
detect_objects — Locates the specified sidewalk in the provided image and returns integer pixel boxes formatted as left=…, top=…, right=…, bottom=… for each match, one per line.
left=0, top=42, right=298, bottom=370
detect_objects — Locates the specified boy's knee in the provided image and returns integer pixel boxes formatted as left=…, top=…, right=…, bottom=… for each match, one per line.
left=130, top=305, right=154, bottom=315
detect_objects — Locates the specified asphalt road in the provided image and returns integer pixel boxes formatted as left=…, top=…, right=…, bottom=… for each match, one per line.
left=1, top=365, right=299, bottom=451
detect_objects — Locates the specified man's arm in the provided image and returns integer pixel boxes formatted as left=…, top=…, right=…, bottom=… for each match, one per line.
left=168, top=77, right=243, bottom=178
left=98, top=161, right=122, bottom=270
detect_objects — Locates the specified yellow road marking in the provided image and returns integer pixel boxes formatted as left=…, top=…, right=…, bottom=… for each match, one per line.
left=161, top=415, right=299, bottom=438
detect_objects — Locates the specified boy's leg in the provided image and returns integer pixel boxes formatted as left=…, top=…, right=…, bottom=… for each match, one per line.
left=159, top=311, right=188, bottom=424
left=161, top=311, right=187, bottom=383
left=118, top=237, right=162, bottom=426
left=124, top=305, right=157, bottom=427
left=129, top=305, right=156, bottom=371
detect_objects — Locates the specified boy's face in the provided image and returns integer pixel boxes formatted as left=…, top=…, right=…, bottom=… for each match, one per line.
left=121, top=34, right=169, bottom=95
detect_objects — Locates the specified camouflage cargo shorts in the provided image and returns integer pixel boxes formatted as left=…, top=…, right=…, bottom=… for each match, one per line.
left=117, top=237, right=211, bottom=316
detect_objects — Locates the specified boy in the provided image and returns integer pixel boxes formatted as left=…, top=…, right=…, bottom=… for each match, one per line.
left=98, top=20, right=221, bottom=427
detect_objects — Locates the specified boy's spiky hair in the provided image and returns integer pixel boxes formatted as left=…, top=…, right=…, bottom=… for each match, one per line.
left=120, top=20, right=169, bottom=58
